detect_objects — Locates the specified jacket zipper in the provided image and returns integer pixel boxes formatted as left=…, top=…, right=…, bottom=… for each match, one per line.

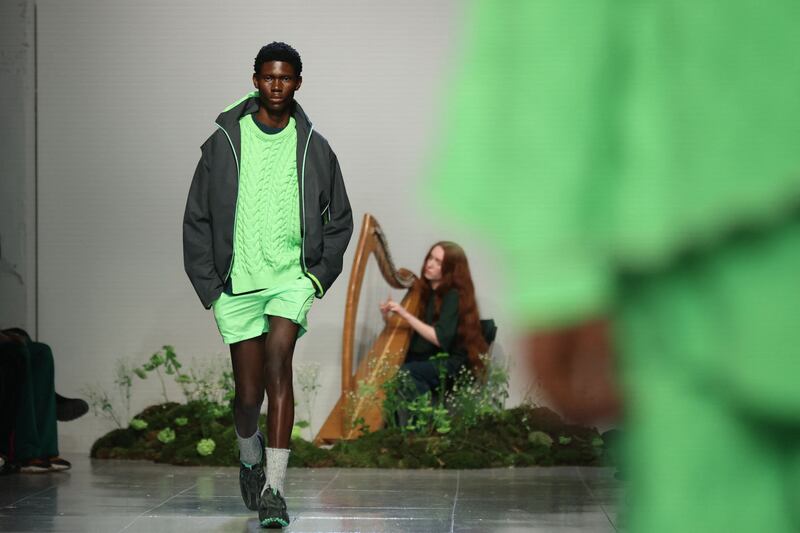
left=300, top=125, right=315, bottom=274
left=216, top=123, right=240, bottom=282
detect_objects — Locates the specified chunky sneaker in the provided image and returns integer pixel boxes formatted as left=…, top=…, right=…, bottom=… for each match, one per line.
left=258, top=486, right=290, bottom=528
left=239, top=433, right=266, bottom=510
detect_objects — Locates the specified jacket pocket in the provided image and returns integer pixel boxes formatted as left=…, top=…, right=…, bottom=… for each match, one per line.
left=321, top=202, right=330, bottom=225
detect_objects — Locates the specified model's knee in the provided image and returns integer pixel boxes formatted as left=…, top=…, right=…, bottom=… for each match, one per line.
left=268, top=335, right=295, bottom=360
left=234, top=387, right=264, bottom=411
left=265, top=365, right=292, bottom=389
left=265, top=343, right=293, bottom=373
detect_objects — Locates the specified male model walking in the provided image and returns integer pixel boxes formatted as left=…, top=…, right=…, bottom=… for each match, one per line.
left=183, top=42, right=353, bottom=527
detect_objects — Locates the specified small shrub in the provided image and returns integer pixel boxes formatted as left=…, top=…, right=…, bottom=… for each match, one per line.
left=196, top=438, right=216, bottom=456
left=130, top=418, right=148, bottom=430
left=157, top=428, right=176, bottom=444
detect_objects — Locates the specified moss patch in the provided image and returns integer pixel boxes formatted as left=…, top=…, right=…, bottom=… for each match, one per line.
left=92, top=402, right=612, bottom=469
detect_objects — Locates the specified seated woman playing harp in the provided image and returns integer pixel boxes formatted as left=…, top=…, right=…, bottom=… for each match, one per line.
left=380, top=241, right=487, bottom=396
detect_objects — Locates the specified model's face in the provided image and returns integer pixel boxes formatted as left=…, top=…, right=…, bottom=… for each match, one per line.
left=424, top=245, right=445, bottom=284
left=252, top=61, right=302, bottom=113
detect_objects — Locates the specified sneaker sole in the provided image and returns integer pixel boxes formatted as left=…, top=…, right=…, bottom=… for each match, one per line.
left=20, top=466, right=51, bottom=473
left=259, top=517, right=289, bottom=528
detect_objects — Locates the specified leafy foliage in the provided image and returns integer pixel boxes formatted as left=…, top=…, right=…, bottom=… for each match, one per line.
left=378, top=352, right=509, bottom=436
left=196, top=438, right=216, bottom=457
left=90, top=347, right=611, bottom=470
left=294, top=363, right=322, bottom=440
left=157, top=428, right=176, bottom=444
left=134, top=345, right=182, bottom=403
left=92, top=402, right=609, bottom=469
left=85, top=347, right=235, bottom=432
left=83, top=385, right=124, bottom=429
left=130, top=418, right=148, bottom=430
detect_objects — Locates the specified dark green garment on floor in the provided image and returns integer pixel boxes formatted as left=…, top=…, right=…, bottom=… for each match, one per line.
left=13, top=340, right=59, bottom=461
left=431, top=1, right=800, bottom=531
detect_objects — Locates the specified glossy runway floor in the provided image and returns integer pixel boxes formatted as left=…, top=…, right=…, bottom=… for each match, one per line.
left=0, top=455, right=620, bottom=532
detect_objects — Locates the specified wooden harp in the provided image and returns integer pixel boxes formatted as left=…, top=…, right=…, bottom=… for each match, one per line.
left=314, top=214, right=421, bottom=444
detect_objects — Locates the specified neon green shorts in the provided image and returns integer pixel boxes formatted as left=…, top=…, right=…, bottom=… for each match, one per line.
left=212, top=276, right=316, bottom=345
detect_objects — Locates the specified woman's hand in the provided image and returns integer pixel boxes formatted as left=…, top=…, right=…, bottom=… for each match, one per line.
left=380, top=297, right=408, bottom=321
left=379, top=298, right=391, bottom=322
left=381, top=297, right=441, bottom=346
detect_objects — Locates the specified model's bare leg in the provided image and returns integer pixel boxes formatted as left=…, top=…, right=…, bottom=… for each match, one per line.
left=229, top=335, right=266, bottom=465
left=261, top=316, right=299, bottom=497
left=263, top=316, right=299, bottom=448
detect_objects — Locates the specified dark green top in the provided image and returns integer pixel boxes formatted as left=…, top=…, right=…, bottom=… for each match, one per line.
left=406, top=289, right=465, bottom=362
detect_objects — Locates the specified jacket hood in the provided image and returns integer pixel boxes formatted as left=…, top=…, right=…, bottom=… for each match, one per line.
left=215, top=92, right=313, bottom=132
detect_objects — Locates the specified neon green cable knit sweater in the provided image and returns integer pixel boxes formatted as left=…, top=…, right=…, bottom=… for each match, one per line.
left=230, top=115, right=303, bottom=293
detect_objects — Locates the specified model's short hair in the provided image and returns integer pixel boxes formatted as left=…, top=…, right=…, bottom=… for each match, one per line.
left=254, top=42, right=302, bottom=76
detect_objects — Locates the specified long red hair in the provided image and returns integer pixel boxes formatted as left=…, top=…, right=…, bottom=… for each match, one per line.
left=414, top=241, right=488, bottom=374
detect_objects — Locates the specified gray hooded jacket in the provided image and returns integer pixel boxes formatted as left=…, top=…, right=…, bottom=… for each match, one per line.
left=183, top=93, right=353, bottom=309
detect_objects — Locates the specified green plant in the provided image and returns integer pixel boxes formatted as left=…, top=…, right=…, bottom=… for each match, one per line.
left=381, top=353, right=454, bottom=435
left=196, top=438, right=216, bottom=456
left=401, top=393, right=451, bottom=435
left=343, top=354, right=401, bottom=435
left=292, top=420, right=309, bottom=440
left=83, top=384, right=124, bottom=428
left=175, top=356, right=233, bottom=406
left=174, top=417, right=188, bottom=427
left=379, top=352, right=510, bottom=436
left=345, top=379, right=378, bottom=435
left=158, top=428, right=176, bottom=444
left=430, top=353, right=454, bottom=434
left=445, top=354, right=509, bottom=429
left=380, top=368, right=418, bottom=429
left=134, top=345, right=182, bottom=403
left=130, top=418, right=148, bottom=430
left=529, top=431, right=554, bottom=447
left=86, top=347, right=237, bottom=434
left=295, top=362, right=322, bottom=440
left=113, top=357, right=135, bottom=421
left=219, top=368, right=235, bottom=405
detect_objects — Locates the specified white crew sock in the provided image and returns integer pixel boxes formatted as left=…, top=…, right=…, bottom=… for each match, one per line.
left=262, top=447, right=291, bottom=495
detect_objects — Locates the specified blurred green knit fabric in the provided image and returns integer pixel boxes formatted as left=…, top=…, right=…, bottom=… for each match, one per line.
left=431, top=0, right=800, bottom=328
left=616, top=214, right=800, bottom=532
left=432, top=2, right=800, bottom=531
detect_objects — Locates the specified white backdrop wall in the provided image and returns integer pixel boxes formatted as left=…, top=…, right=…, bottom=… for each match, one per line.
left=30, top=0, right=532, bottom=453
